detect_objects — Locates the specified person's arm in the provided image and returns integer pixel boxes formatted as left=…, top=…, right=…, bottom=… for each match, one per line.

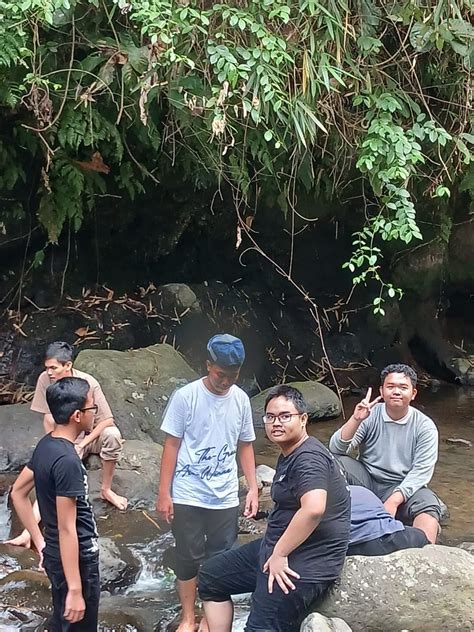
left=238, top=441, right=258, bottom=518
left=10, top=466, right=45, bottom=555
left=329, top=388, right=381, bottom=455
left=385, top=424, right=438, bottom=514
left=263, top=489, right=327, bottom=594
left=75, top=418, right=114, bottom=457
left=56, top=496, right=85, bottom=623
left=156, top=435, right=181, bottom=523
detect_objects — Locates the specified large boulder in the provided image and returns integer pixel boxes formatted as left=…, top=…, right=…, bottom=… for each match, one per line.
left=87, top=440, right=163, bottom=510
left=251, top=381, right=341, bottom=427
left=99, top=537, right=141, bottom=593
left=153, top=283, right=201, bottom=314
left=0, top=404, right=43, bottom=472
left=317, top=545, right=474, bottom=631
left=74, top=344, right=198, bottom=443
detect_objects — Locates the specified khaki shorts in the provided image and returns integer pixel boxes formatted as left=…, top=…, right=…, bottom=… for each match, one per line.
left=80, top=425, right=124, bottom=461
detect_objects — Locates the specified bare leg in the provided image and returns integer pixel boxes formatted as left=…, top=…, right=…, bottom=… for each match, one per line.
left=5, top=500, right=41, bottom=548
left=413, top=512, right=439, bottom=544
left=202, top=600, right=233, bottom=632
left=175, top=577, right=198, bottom=632
left=198, top=613, right=209, bottom=632
left=100, top=459, right=128, bottom=510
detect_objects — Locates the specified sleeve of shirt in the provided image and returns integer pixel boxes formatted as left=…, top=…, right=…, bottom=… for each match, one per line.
left=30, top=373, right=50, bottom=414
left=238, top=395, right=256, bottom=442
left=291, top=451, right=331, bottom=500
left=52, top=454, right=86, bottom=497
left=90, top=379, right=113, bottom=423
left=394, top=421, right=439, bottom=500
left=160, top=389, right=188, bottom=438
left=329, top=416, right=371, bottom=455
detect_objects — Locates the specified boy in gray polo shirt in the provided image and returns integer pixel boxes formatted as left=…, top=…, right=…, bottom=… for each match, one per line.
left=329, top=364, right=441, bottom=544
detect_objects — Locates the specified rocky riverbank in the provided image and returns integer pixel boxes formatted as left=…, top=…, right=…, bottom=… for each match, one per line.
left=1, top=343, right=473, bottom=631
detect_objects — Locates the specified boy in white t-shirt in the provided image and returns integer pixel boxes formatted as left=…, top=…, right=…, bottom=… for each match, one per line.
left=156, top=334, right=258, bottom=632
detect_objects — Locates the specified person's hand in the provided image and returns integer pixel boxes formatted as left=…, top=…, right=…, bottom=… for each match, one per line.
left=244, top=488, right=259, bottom=518
left=156, top=493, right=174, bottom=524
left=74, top=444, right=85, bottom=460
left=383, top=491, right=404, bottom=517
left=352, top=388, right=382, bottom=423
left=34, top=538, right=46, bottom=573
left=263, top=552, right=300, bottom=594
left=64, top=588, right=85, bottom=623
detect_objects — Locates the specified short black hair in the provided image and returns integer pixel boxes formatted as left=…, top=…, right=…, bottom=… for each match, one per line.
left=264, top=385, right=307, bottom=414
left=46, top=377, right=90, bottom=425
left=380, top=364, right=418, bottom=388
left=45, top=341, right=74, bottom=364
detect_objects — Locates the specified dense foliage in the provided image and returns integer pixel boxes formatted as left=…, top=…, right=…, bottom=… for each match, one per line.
left=0, top=0, right=472, bottom=308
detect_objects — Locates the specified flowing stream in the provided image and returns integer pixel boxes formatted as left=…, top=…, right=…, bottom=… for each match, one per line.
left=0, top=385, right=472, bottom=630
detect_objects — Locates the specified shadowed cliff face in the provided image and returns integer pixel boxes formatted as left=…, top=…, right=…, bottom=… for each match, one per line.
left=0, top=191, right=473, bottom=388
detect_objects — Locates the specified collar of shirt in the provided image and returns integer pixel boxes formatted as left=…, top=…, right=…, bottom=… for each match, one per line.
left=382, top=404, right=413, bottom=425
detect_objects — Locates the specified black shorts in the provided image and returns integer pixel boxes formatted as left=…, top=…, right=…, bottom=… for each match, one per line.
left=171, top=504, right=239, bottom=581
left=199, top=538, right=332, bottom=632
left=43, top=552, right=100, bottom=631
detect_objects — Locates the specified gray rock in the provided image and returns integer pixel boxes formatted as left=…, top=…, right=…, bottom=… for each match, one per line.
left=301, top=613, right=352, bottom=632
left=317, top=545, right=474, bottom=631
left=75, top=343, right=198, bottom=443
left=458, top=542, right=474, bottom=555
left=448, top=356, right=474, bottom=385
left=86, top=439, right=163, bottom=509
left=0, top=569, right=51, bottom=611
left=251, top=381, right=341, bottom=427
left=0, top=404, right=43, bottom=472
left=99, top=537, right=141, bottom=593
left=155, top=283, right=201, bottom=314
left=0, top=545, right=39, bottom=579
left=256, top=464, right=276, bottom=487
left=0, top=605, right=46, bottom=630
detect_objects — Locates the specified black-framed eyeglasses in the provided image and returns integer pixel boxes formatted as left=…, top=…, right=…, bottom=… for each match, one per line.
left=262, top=413, right=301, bottom=425
left=80, top=405, right=98, bottom=414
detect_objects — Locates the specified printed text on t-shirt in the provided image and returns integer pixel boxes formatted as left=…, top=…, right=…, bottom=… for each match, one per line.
left=175, top=443, right=237, bottom=480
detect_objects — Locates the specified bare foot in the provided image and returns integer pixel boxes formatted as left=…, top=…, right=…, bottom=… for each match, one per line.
left=4, top=530, right=31, bottom=548
left=100, top=488, right=128, bottom=510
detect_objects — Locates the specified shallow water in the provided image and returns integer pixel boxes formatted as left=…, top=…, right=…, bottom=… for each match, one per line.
left=0, top=385, right=472, bottom=630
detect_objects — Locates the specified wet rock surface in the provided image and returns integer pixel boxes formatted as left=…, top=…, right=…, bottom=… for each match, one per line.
left=0, top=569, right=51, bottom=612
left=99, top=537, right=141, bottom=593
left=317, top=545, right=474, bottom=631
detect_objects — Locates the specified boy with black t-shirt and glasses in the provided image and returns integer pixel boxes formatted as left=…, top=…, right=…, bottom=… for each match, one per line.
left=11, top=377, right=100, bottom=630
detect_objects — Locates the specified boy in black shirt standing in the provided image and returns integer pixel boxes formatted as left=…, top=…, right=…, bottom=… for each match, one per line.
left=11, top=377, right=100, bottom=630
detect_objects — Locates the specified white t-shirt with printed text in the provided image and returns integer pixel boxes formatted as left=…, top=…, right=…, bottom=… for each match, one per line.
left=161, top=378, right=255, bottom=509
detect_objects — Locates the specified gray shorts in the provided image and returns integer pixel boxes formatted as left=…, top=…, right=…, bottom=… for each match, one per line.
left=336, top=455, right=442, bottom=523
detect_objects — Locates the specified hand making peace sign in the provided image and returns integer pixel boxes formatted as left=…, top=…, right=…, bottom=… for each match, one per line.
left=352, top=387, right=382, bottom=423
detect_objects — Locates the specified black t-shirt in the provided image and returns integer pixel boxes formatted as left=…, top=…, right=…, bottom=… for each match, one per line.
left=261, top=436, right=350, bottom=582
left=28, top=434, right=98, bottom=560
